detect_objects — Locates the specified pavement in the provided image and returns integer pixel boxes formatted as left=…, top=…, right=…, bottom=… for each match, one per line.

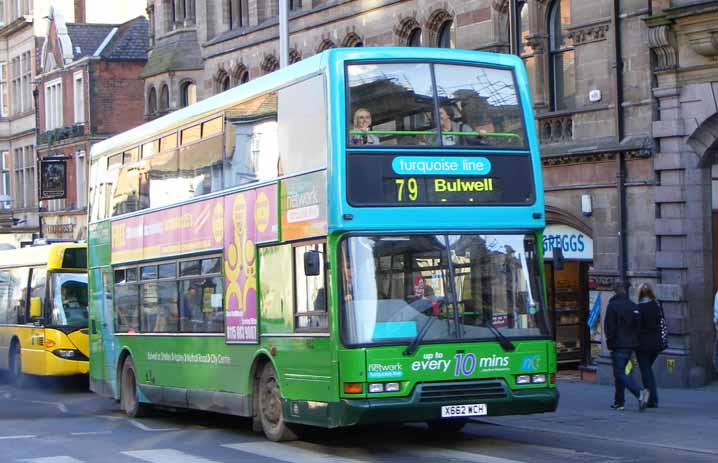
left=481, top=377, right=718, bottom=456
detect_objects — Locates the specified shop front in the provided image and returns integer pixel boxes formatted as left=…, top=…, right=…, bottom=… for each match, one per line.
left=543, top=224, right=595, bottom=367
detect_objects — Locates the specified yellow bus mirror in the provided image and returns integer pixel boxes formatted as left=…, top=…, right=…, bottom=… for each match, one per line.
left=30, top=297, right=42, bottom=319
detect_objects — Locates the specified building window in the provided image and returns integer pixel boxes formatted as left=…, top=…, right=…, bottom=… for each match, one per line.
left=233, top=65, right=249, bottom=86
left=0, top=151, right=10, bottom=210
left=44, top=79, right=63, bottom=130
left=148, top=86, right=157, bottom=114
left=516, top=1, right=529, bottom=56
left=13, top=145, right=34, bottom=209
left=180, top=81, right=197, bottom=107
left=11, top=0, right=31, bottom=18
left=10, top=53, right=31, bottom=114
left=160, top=84, right=169, bottom=111
left=549, top=0, right=575, bottom=111
left=216, top=70, right=230, bottom=93
left=0, top=63, right=6, bottom=117
left=76, top=150, right=86, bottom=208
left=289, top=0, right=301, bottom=10
left=228, top=0, right=247, bottom=29
left=437, top=21, right=452, bottom=48
left=408, top=27, right=421, bottom=47
left=73, top=71, right=84, bottom=124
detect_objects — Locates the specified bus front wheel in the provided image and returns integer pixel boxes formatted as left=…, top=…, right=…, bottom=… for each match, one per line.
left=8, top=341, right=25, bottom=387
left=120, top=357, right=150, bottom=418
left=257, top=363, right=298, bottom=442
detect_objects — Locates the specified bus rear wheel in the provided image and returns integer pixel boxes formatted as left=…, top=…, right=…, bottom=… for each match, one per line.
left=257, top=363, right=297, bottom=442
left=120, top=357, right=150, bottom=418
left=9, top=341, right=25, bottom=387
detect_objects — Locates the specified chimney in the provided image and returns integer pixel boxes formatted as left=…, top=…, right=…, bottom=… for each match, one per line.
left=74, top=0, right=86, bottom=23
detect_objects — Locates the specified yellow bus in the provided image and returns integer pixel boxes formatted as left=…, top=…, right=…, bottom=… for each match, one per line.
left=0, top=243, right=89, bottom=385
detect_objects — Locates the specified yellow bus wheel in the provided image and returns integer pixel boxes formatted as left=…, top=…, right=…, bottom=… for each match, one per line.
left=120, top=357, right=151, bottom=418
left=9, top=341, right=25, bottom=387
left=257, top=363, right=298, bottom=442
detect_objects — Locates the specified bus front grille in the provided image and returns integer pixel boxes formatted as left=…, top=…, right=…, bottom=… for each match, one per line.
left=419, top=380, right=507, bottom=403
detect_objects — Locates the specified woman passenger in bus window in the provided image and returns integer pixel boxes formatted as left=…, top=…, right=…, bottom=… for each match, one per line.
left=350, top=108, right=380, bottom=145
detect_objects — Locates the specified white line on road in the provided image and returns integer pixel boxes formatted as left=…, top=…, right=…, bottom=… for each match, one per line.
left=123, top=449, right=222, bottom=463
left=0, top=435, right=36, bottom=440
left=99, top=415, right=179, bottom=432
left=4, top=397, right=68, bottom=413
left=405, top=447, right=526, bottom=463
left=70, top=431, right=113, bottom=436
left=19, top=457, right=85, bottom=463
left=223, top=442, right=371, bottom=463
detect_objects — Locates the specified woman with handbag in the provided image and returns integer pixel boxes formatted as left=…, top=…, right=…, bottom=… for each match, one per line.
left=636, top=283, right=664, bottom=408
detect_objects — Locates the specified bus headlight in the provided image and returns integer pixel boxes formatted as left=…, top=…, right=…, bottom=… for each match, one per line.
left=385, top=382, right=400, bottom=392
left=368, top=383, right=384, bottom=393
left=516, top=375, right=531, bottom=385
left=53, top=349, right=80, bottom=359
left=531, top=374, right=547, bottom=384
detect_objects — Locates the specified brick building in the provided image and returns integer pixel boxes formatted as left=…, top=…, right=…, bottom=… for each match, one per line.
left=142, top=0, right=718, bottom=387
left=35, top=11, right=148, bottom=240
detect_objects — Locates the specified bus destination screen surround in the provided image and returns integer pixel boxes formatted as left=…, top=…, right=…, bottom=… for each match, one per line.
left=346, top=152, right=534, bottom=206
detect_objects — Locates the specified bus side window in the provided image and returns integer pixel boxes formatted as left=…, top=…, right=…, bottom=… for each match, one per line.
left=8, top=268, right=28, bottom=324
left=0, top=270, right=11, bottom=323
left=293, top=242, right=327, bottom=331
left=224, top=93, right=278, bottom=188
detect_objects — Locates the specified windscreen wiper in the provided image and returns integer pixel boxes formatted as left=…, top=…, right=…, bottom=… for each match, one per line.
left=485, top=319, right=515, bottom=352
left=403, top=316, right=437, bottom=356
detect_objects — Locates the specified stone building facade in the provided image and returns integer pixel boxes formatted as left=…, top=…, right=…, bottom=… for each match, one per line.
left=35, top=12, right=148, bottom=241
left=142, top=0, right=718, bottom=387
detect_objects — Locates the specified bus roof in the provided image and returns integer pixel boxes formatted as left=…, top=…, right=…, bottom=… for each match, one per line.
left=0, top=243, right=87, bottom=271
left=90, top=47, right=524, bottom=161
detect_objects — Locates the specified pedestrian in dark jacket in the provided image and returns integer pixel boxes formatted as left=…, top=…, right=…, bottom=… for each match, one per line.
left=604, top=280, right=649, bottom=411
left=636, top=283, right=661, bottom=408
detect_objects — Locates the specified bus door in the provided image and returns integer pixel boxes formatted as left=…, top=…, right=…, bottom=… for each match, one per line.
left=23, top=267, right=48, bottom=375
left=257, top=242, right=334, bottom=404
left=89, top=268, right=117, bottom=396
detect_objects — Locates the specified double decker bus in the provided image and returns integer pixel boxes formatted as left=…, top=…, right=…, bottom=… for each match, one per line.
left=88, top=47, right=557, bottom=441
left=0, top=243, right=89, bottom=385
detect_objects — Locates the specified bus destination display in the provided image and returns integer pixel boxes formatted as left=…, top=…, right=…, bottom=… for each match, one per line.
left=346, top=153, right=534, bottom=206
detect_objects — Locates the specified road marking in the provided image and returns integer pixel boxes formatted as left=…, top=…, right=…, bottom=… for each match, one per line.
left=123, top=449, right=221, bottom=463
left=19, top=457, right=85, bottom=463
left=4, top=397, right=68, bottom=413
left=223, top=442, right=370, bottom=463
left=99, top=415, right=179, bottom=432
left=405, top=447, right=525, bottom=463
left=70, top=431, right=113, bottom=436
left=0, top=435, right=36, bottom=440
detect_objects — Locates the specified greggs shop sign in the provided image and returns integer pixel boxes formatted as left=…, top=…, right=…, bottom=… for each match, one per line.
left=543, top=224, right=593, bottom=260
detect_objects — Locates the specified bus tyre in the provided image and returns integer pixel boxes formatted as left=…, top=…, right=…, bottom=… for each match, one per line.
left=427, top=419, right=468, bottom=433
left=120, top=357, right=150, bottom=418
left=258, top=364, right=298, bottom=442
left=8, top=341, right=25, bottom=387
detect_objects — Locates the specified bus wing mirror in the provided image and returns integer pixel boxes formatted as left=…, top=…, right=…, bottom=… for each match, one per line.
left=552, top=246, right=565, bottom=271
left=30, top=297, right=42, bottom=319
left=304, top=250, right=321, bottom=276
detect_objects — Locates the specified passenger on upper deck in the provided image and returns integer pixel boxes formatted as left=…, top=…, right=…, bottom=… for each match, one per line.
left=350, top=108, right=380, bottom=145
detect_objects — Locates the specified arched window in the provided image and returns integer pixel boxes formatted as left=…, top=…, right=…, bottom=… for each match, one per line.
left=160, top=84, right=169, bottom=111
left=343, top=33, right=363, bottom=48
left=437, top=21, right=452, bottom=48
left=180, top=81, right=197, bottom=107
left=147, top=87, right=157, bottom=114
left=548, top=0, right=574, bottom=111
left=232, top=64, right=249, bottom=86
left=216, top=69, right=230, bottom=93
left=516, top=1, right=529, bottom=56
left=408, top=28, right=421, bottom=47
left=261, top=55, right=279, bottom=74
left=289, top=50, right=301, bottom=64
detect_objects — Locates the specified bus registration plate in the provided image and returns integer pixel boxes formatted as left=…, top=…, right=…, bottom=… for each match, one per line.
left=441, top=403, right=487, bottom=418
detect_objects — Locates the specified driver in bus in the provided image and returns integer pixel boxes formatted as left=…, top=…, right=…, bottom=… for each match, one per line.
left=350, top=108, right=380, bottom=145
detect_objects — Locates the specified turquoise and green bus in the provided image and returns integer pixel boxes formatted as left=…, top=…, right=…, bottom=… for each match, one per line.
left=88, top=47, right=557, bottom=441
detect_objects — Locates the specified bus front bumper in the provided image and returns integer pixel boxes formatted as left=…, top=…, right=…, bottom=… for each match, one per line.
left=330, top=385, right=559, bottom=427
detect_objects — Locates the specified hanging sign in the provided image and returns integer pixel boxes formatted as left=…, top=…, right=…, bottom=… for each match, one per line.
left=543, top=224, right=593, bottom=260
left=39, top=158, right=67, bottom=200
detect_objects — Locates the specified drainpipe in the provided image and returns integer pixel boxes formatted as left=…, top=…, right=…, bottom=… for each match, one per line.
left=611, top=0, right=627, bottom=287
